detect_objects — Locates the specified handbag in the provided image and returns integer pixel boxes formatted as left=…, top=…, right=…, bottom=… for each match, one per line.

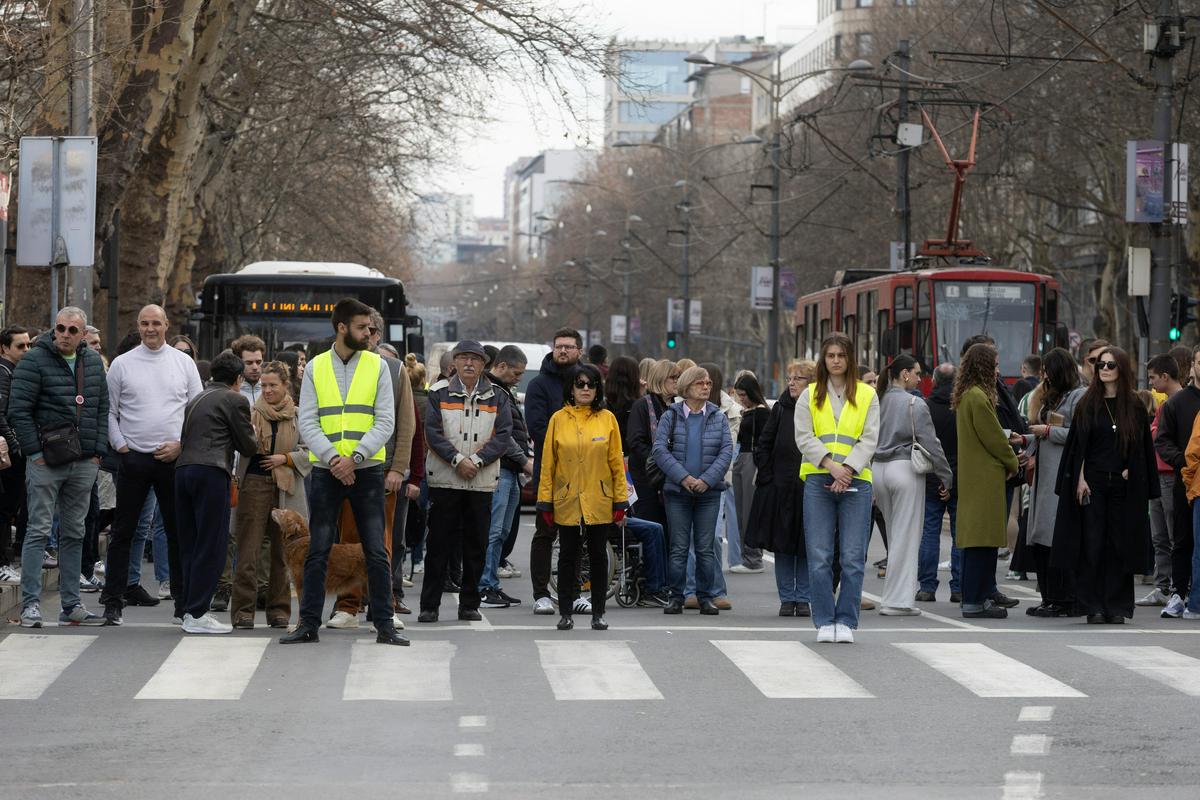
left=642, top=397, right=672, bottom=490
left=39, top=355, right=85, bottom=466
left=908, top=396, right=935, bottom=475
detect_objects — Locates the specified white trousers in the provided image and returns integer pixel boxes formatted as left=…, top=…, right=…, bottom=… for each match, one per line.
left=874, top=459, right=925, bottom=610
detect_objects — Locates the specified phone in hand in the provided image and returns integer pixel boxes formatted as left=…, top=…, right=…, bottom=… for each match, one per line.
left=1080, top=492, right=1091, bottom=506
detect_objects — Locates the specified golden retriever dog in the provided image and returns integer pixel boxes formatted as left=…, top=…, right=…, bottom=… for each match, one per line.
left=272, top=508, right=368, bottom=600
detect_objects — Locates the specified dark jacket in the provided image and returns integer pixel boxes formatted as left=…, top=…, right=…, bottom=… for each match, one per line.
left=1012, top=375, right=1039, bottom=403
left=8, top=334, right=109, bottom=460
left=627, top=393, right=668, bottom=482
left=651, top=401, right=734, bottom=495
left=488, top=372, right=530, bottom=474
left=524, top=353, right=572, bottom=481
left=0, top=356, right=20, bottom=457
left=1052, top=403, right=1159, bottom=572
left=996, top=377, right=1028, bottom=487
left=925, top=380, right=957, bottom=495
left=176, top=383, right=257, bottom=475
left=1154, top=384, right=1200, bottom=471
left=744, top=389, right=805, bottom=555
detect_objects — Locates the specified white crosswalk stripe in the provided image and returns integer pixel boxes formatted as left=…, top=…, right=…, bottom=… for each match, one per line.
left=712, top=640, right=873, bottom=698
left=1072, top=645, right=1200, bottom=696
left=535, top=640, right=663, bottom=700
left=136, top=638, right=269, bottom=700
left=0, top=634, right=95, bottom=699
left=894, top=643, right=1086, bottom=698
left=344, top=640, right=455, bottom=701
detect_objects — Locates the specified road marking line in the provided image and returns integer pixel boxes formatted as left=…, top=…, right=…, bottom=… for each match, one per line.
left=1002, top=583, right=1041, bottom=597
left=1002, top=770, right=1044, bottom=800
left=1018, top=705, right=1055, bottom=722
left=454, top=743, right=485, bottom=757
left=895, top=643, right=1086, bottom=698
left=862, top=590, right=984, bottom=631
left=343, top=640, right=455, bottom=701
left=1071, top=645, right=1200, bottom=695
left=450, top=772, right=488, bottom=793
left=0, top=634, right=96, bottom=699
left=536, top=640, right=663, bottom=700
left=136, top=638, right=268, bottom=700
left=459, top=715, right=487, bottom=728
left=712, top=640, right=873, bottom=698
left=1010, top=734, right=1051, bottom=756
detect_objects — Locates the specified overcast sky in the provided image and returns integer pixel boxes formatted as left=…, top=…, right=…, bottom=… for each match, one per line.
left=429, top=0, right=820, bottom=218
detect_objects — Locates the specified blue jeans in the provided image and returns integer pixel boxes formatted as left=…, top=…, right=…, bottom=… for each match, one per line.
left=803, top=474, right=874, bottom=629
left=299, top=467, right=393, bottom=630
left=129, top=491, right=169, bottom=585
left=1188, top=501, right=1200, bottom=613
left=665, top=491, right=721, bottom=602
left=22, top=459, right=100, bottom=610
left=919, top=492, right=961, bottom=594
left=479, top=468, right=520, bottom=591
left=717, top=486, right=741, bottom=568
left=685, top=540, right=729, bottom=598
left=775, top=553, right=810, bottom=603
left=625, top=516, right=666, bottom=593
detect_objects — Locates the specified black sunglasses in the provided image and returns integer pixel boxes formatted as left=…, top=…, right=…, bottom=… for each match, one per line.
left=574, top=380, right=596, bottom=389
left=1097, top=360, right=1118, bottom=371
left=55, top=324, right=80, bottom=335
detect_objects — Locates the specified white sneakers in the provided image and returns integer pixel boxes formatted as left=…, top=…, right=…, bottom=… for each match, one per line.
left=182, top=613, right=232, bottom=634
left=533, top=597, right=555, bottom=615
left=327, top=611, right=360, bottom=629
left=729, top=564, right=765, bottom=574
left=1136, top=588, right=1169, bottom=607
left=1162, top=594, right=1186, bottom=618
left=879, top=606, right=922, bottom=616
left=816, top=623, right=856, bottom=643
left=392, top=613, right=406, bottom=630
left=157, top=581, right=171, bottom=600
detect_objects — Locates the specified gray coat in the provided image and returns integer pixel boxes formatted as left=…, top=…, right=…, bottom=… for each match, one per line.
left=874, top=387, right=953, bottom=491
left=1027, top=387, right=1085, bottom=548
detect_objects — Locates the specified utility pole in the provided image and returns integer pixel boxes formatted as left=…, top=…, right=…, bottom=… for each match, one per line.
left=765, top=50, right=783, bottom=397
left=1149, top=4, right=1184, bottom=350
left=896, top=39, right=912, bottom=272
left=680, top=188, right=691, bottom=353
left=68, top=0, right=94, bottom=323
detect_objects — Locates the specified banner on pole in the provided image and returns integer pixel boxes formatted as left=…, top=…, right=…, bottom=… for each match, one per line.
left=751, top=266, right=772, bottom=310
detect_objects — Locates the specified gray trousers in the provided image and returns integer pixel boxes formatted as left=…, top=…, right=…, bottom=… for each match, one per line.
left=1149, top=472, right=1176, bottom=592
left=731, top=452, right=762, bottom=568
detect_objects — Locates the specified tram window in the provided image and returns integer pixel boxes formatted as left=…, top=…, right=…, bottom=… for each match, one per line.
left=858, top=291, right=878, bottom=370
left=894, top=286, right=914, bottom=355
left=916, top=281, right=932, bottom=370
left=820, top=316, right=831, bottom=342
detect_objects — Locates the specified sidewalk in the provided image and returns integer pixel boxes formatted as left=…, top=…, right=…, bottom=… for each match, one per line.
left=0, top=567, right=61, bottom=620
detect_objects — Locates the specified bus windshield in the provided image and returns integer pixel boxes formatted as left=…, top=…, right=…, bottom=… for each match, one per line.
left=934, top=281, right=1036, bottom=376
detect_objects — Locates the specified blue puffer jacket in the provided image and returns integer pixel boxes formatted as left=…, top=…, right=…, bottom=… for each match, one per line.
left=650, top=401, right=733, bottom=495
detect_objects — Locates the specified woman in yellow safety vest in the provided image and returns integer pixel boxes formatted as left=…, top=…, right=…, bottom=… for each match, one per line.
left=794, top=333, right=880, bottom=644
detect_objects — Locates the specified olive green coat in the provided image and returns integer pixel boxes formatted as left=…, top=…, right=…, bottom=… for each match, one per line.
left=955, top=386, right=1020, bottom=548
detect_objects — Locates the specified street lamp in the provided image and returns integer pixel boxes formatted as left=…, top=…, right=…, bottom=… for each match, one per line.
left=685, top=52, right=873, bottom=393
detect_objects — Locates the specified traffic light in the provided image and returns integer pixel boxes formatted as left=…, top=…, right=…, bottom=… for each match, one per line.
left=666, top=331, right=679, bottom=350
left=444, top=320, right=458, bottom=341
left=1171, top=293, right=1197, bottom=342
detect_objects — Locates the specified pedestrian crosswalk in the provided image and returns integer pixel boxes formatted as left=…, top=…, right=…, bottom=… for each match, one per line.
left=4, top=632, right=1200, bottom=704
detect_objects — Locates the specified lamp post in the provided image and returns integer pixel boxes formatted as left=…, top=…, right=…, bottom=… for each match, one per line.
left=684, top=53, right=873, bottom=393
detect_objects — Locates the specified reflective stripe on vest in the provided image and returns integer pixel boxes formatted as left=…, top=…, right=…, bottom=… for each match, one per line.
left=308, top=350, right=386, bottom=462
left=799, top=382, right=874, bottom=483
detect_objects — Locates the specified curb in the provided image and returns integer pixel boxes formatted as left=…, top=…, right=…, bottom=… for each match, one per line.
left=1, top=567, right=62, bottom=620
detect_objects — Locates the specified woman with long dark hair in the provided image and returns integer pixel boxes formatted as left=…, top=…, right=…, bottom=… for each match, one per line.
left=795, top=333, right=880, bottom=643
left=1052, top=346, right=1158, bottom=623
left=730, top=373, right=769, bottom=573
left=874, top=354, right=952, bottom=616
left=604, top=356, right=643, bottom=453
left=1024, top=348, right=1085, bottom=617
left=625, top=359, right=680, bottom=530
left=953, top=343, right=1020, bottom=618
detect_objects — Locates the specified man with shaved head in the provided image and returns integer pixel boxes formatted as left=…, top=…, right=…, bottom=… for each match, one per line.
left=100, top=304, right=204, bottom=625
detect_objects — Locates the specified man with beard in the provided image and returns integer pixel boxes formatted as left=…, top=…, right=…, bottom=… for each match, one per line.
left=281, top=298, right=405, bottom=646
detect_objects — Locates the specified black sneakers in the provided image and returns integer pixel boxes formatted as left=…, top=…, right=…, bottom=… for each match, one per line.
left=496, top=589, right=522, bottom=606
left=124, top=584, right=160, bottom=607
left=102, top=606, right=123, bottom=626
left=479, top=589, right=510, bottom=609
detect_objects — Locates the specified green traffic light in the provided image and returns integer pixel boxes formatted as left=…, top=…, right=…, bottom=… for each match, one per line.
left=666, top=338, right=677, bottom=349
left=1170, top=327, right=1182, bottom=341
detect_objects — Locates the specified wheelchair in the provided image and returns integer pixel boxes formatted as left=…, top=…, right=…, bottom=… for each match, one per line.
left=547, top=525, right=647, bottom=608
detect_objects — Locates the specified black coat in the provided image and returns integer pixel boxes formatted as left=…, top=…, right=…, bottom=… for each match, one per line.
left=925, top=381, right=957, bottom=496
left=744, top=390, right=804, bottom=555
left=1051, top=403, right=1159, bottom=572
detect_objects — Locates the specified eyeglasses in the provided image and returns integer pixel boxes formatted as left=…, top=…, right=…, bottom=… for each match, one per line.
left=368, top=327, right=379, bottom=335
left=574, top=380, right=596, bottom=389
left=554, top=344, right=579, bottom=351
left=1097, top=360, right=1118, bottom=371
left=1086, top=356, right=1099, bottom=365
left=55, top=324, right=80, bottom=335
left=180, top=350, right=194, bottom=358
left=786, top=375, right=808, bottom=383
left=693, top=379, right=713, bottom=386
left=14, top=343, right=30, bottom=350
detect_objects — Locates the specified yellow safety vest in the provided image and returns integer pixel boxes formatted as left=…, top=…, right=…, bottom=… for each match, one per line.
left=308, top=349, right=386, bottom=463
left=798, top=382, right=874, bottom=483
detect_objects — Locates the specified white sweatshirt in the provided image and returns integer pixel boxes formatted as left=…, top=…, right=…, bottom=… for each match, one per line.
left=107, top=344, right=203, bottom=453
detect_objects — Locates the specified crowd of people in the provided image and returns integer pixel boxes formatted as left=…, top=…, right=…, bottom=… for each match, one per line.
left=3, top=303, right=1200, bottom=645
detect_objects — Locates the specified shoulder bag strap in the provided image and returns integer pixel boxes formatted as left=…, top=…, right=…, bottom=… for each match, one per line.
left=182, top=387, right=223, bottom=438
left=909, top=395, right=918, bottom=445
left=73, top=350, right=85, bottom=424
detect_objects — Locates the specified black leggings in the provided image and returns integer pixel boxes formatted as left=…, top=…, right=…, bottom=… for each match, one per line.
left=556, top=522, right=609, bottom=617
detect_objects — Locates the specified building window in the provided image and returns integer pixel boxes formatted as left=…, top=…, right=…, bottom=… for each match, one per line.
left=857, top=0, right=873, bottom=7
left=857, top=32, right=873, bottom=55
left=620, top=50, right=691, bottom=96
left=833, top=34, right=843, bottom=60
left=618, top=100, right=689, bottom=125
left=896, top=0, right=918, bottom=5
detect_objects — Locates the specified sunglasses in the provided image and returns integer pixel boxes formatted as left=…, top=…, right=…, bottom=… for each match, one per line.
left=1097, top=360, right=1118, bottom=371
left=14, top=342, right=30, bottom=350
left=574, top=380, right=596, bottom=389
left=368, top=327, right=379, bottom=335
left=55, top=324, right=80, bottom=335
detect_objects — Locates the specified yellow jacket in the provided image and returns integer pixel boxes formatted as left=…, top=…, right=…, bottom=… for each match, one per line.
left=1181, top=411, right=1200, bottom=502
left=537, top=403, right=629, bottom=526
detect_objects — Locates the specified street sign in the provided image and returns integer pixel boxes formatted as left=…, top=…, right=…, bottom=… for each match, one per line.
left=751, top=266, right=772, bottom=310
left=610, top=314, right=627, bottom=345
left=16, top=136, right=98, bottom=268
left=1128, top=246, right=1151, bottom=296
left=0, top=172, right=9, bottom=221
left=667, top=298, right=686, bottom=331
left=688, top=299, right=701, bottom=335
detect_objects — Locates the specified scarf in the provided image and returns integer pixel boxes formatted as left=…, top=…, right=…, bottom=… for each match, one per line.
left=251, top=394, right=299, bottom=496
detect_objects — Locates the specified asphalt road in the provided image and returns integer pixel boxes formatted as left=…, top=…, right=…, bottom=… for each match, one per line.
left=4, top=517, right=1200, bottom=800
